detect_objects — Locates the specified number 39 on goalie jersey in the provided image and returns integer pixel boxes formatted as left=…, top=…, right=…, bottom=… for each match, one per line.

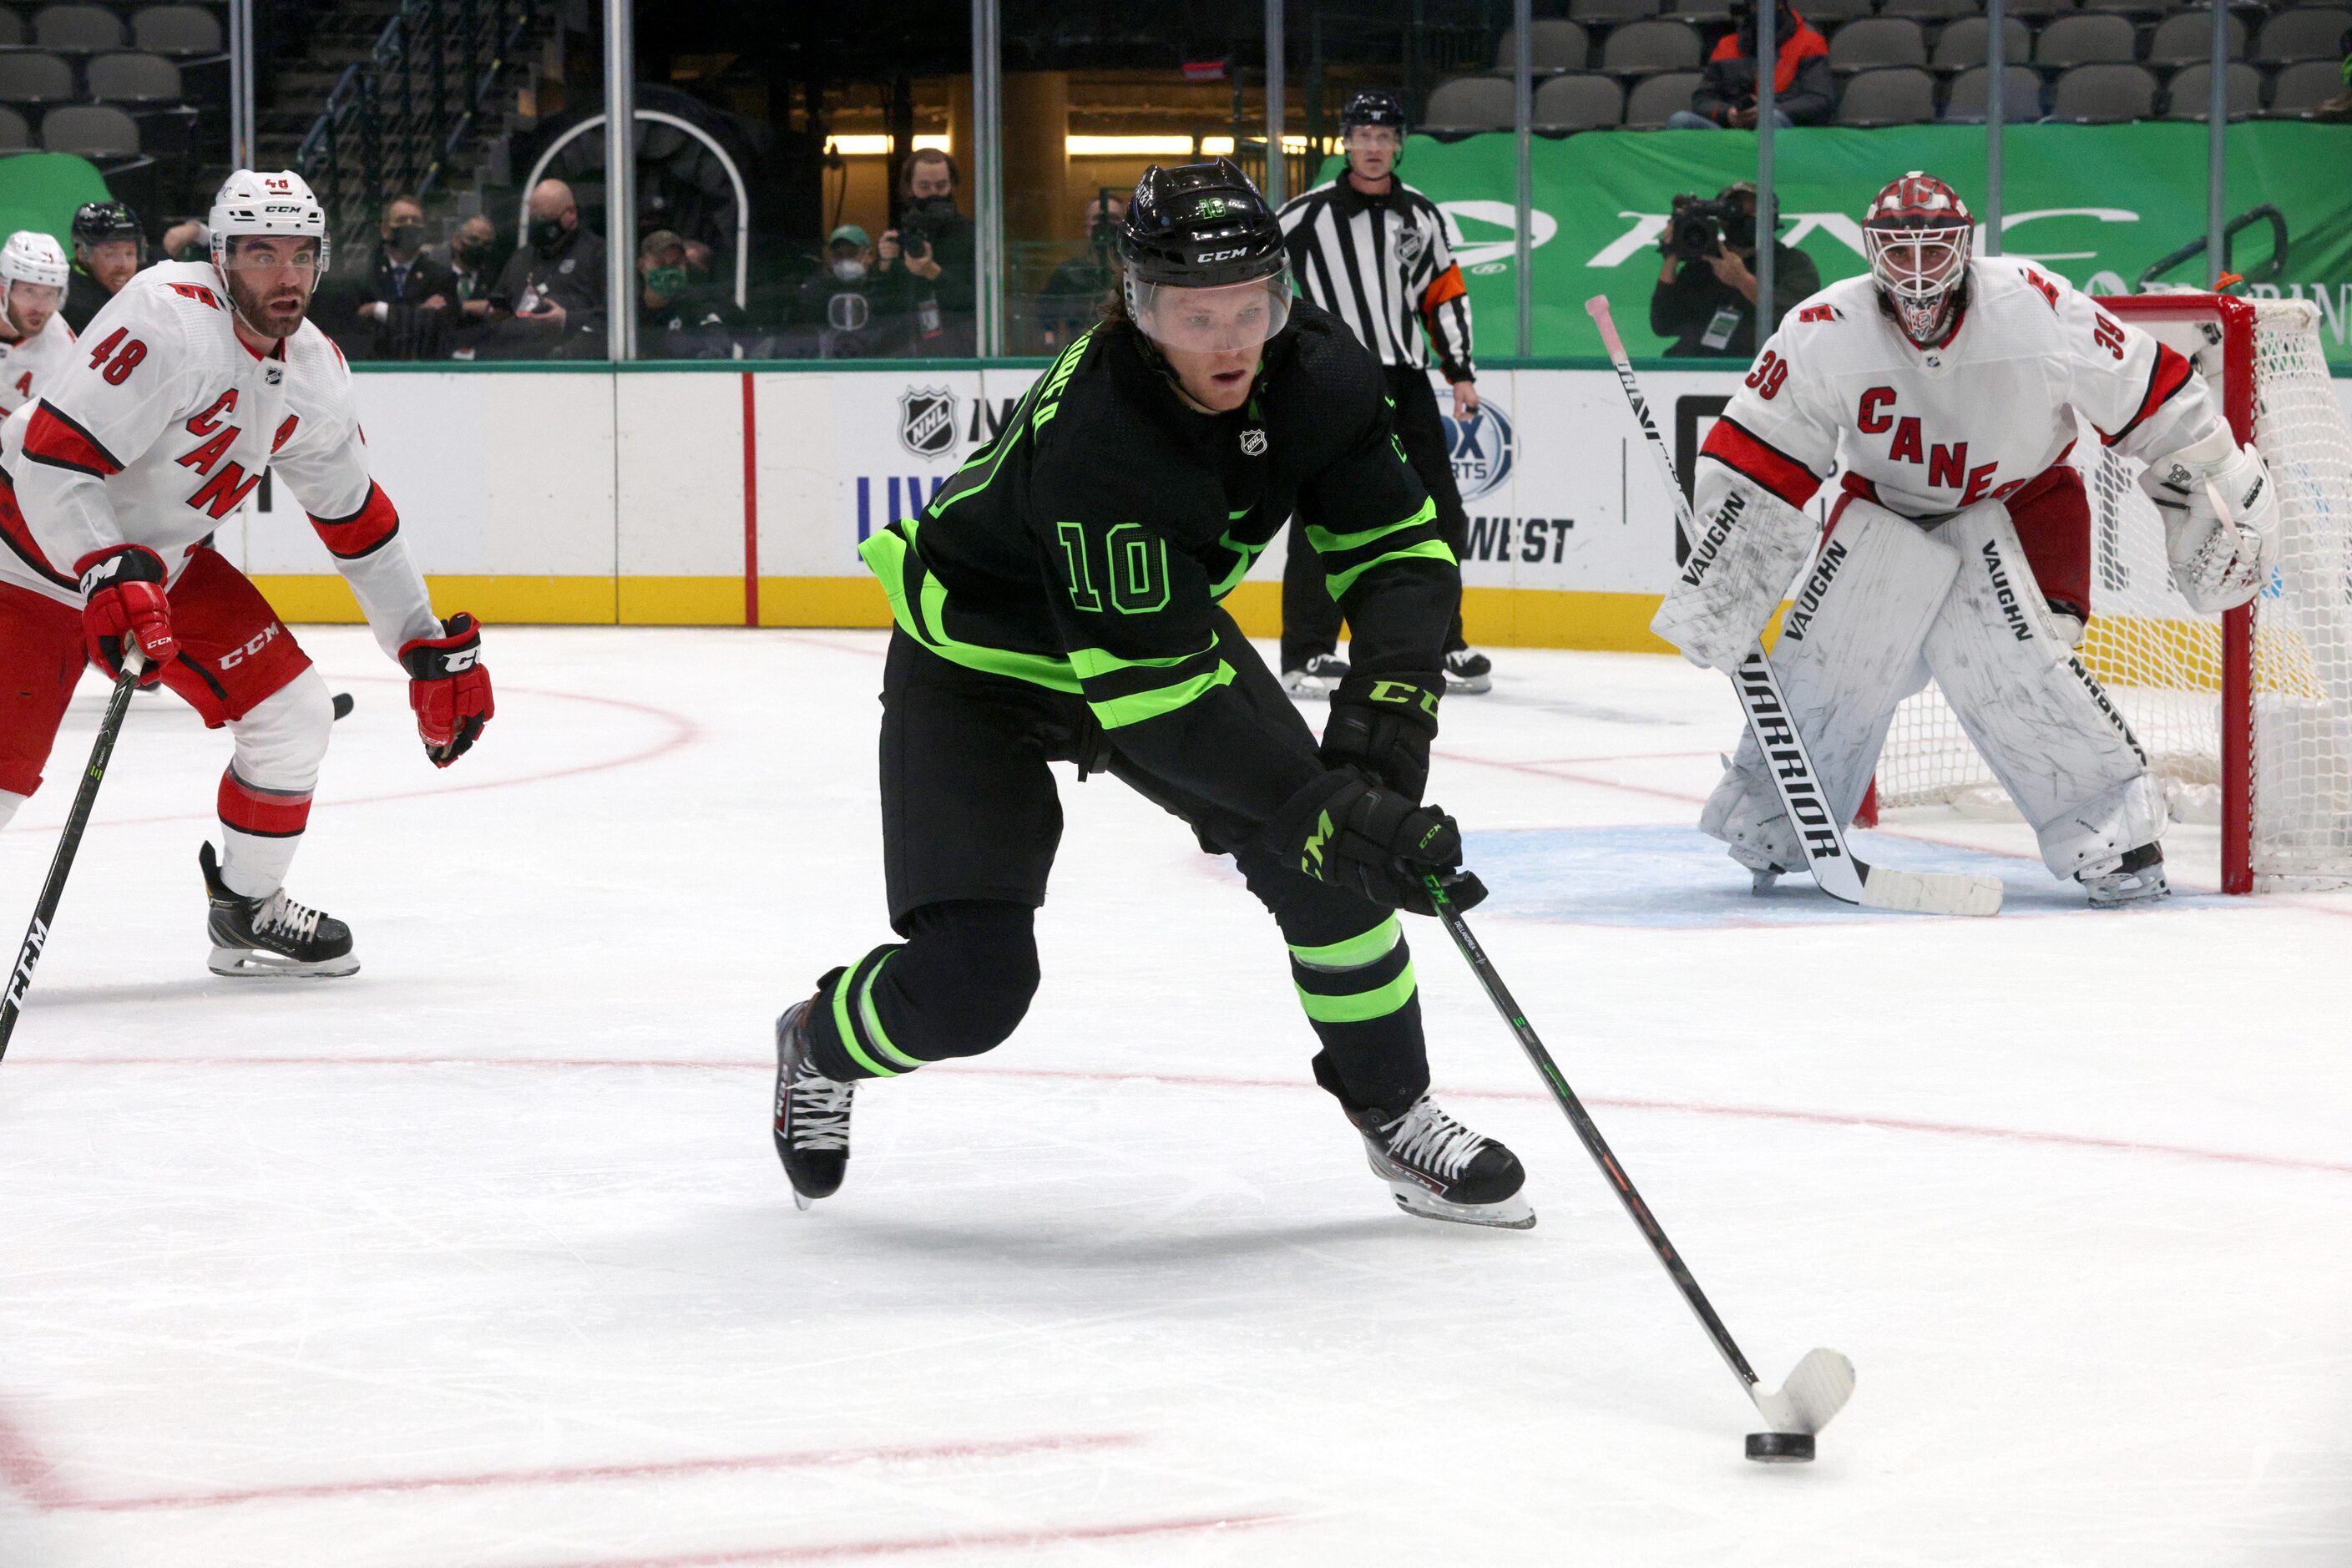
left=0, top=260, right=441, bottom=658
left=1699, top=257, right=2222, bottom=521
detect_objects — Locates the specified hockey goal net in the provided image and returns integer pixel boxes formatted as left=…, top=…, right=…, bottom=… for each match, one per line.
left=1869, top=293, right=2352, bottom=893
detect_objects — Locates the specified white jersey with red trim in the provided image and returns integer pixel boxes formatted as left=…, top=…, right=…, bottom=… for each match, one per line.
left=0, top=260, right=438, bottom=658
left=0, top=311, right=77, bottom=420
left=1697, top=257, right=2222, bottom=522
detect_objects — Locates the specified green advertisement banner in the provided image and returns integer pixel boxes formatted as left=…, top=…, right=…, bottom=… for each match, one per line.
left=1350, top=122, right=2352, bottom=366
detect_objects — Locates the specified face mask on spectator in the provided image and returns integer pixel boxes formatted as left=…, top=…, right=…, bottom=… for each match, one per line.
left=912, top=196, right=959, bottom=220
left=645, top=265, right=686, bottom=296
left=832, top=257, right=867, bottom=283
left=529, top=218, right=569, bottom=253
left=455, top=239, right=487, bottom=265
left=389, top=222, right=426, bottom=254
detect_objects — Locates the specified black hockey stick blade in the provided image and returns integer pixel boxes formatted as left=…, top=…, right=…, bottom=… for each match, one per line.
left=1425, top=873, right=1857, bottom=1446
left=0, top=657, right=144, bottom=1060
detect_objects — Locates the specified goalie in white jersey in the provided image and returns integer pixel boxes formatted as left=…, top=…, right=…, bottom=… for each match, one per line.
left=0, top=170, right=495, bottom=974
left=1654, top=173, right=2280, bottom=906
left=0, top=230, right=78, bottom=417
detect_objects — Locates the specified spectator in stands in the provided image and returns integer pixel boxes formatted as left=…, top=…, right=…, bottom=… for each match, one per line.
left=1033, top=191, right=1124, bottom=352
left=1648, top=180, right=1819, bottom=357
left=877, top=148, right=976, bottom=357
left=792, top=225, right=898, bottom=359
left=64, top=200, right=143, bottom=333
left=160, top=220, right=209, bottom=262
left=636, top=228, right=744, bottom=359
left=435, top=213, right=501, bottom=359
left=485, top=179, right=608, bottom=360
left=341, top=193, right=458, bottom=362
left=1669, top=0, right=1832, bottom=130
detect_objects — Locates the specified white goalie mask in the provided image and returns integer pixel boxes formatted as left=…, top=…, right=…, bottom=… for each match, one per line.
left=1862, top=171, right=1974, bottom=347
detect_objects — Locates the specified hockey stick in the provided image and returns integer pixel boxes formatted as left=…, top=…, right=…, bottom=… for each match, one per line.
left=1583, top=296, right=2001, bottom=918
left=1425, top=873, right=1854, bottom=1460
left=0, top=655, right=145, bottom=1061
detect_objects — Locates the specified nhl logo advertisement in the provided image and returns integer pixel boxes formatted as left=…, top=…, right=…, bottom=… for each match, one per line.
left=829, top=368, right=1044, bottom=572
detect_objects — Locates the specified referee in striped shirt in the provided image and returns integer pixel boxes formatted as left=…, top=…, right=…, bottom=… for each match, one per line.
left=1277, top=89, right=1490, bottom=696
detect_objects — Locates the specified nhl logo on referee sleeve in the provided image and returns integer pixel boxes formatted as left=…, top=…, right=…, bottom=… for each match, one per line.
left=897, top=387, right=959, bottom=458
left=1240, top=427, right=1267, bottom=457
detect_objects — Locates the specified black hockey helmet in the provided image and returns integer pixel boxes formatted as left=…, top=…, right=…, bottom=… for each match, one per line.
left=71, top=199, right=142, bottom=255
left=1339, top=89, right=1408, bottom=136
left=1119, top=159, right=1293, bottom=354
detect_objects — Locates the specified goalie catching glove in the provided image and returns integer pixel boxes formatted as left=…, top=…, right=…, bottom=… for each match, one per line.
left=1651, top=468, right=1820, bottom=674
left=398, top=613, right=494, bottom=766
left=2140, top=424, right=2281, bottom=614
left=1267, top=769, right=1485, bottom=916
left=1321, top=672, right=1441, bottom=801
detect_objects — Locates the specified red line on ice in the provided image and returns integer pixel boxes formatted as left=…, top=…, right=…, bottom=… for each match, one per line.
left=526, top=1511, right=1289, bottom=1567
left=0, top=1403, right=78, bottom=1509
left=48, top=1433, right=1141, bottom=1515
left=23, top=1057, right=2352, bottom=1177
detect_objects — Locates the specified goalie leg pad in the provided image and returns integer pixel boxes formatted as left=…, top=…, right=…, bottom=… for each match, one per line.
left=1923, top=504, right=2166, bottom=879
left=1702, top=498, right=1961, bottom=869
left=1652, top=467, right=1824, bottom=675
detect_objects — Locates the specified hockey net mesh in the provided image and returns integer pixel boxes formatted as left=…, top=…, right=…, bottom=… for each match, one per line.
left=1874, top=297, right=2352, bottom=889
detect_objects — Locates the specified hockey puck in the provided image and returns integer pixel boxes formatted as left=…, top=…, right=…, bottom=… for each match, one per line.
left=1745, top=1432, right=1814, bottom=1464
left=331, top=692, right=355, bottom=721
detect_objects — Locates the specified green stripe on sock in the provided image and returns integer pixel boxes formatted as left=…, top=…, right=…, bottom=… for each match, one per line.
left=857, top=952, right=926, bottom=1071
left=1325, top=540, right=1458, bottom=602
left=831, top=955, right=901, bottom=1079
left=1297, top=963, right=1418, bottom=1024
left=1288, top=915, right=1401, bottom=972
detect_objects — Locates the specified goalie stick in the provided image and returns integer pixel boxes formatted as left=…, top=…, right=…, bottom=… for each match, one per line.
left=0, top=655, right=145, bottom=1061
left=1426, top=873, right=1855, bottom=1459
left=1584, top=296, right=2002, bottom=918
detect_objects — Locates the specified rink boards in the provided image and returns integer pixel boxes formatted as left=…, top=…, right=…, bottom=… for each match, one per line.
left=205, top=362, right=1753, bottom=651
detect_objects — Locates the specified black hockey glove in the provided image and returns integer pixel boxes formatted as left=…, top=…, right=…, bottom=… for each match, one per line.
left=1321, top=671, right=1441, bottom=802
left=1268, top=769, right=1487, bottom=917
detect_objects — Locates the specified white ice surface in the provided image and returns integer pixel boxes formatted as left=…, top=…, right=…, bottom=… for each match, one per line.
left=2, top=627, right=2348, bottom=1567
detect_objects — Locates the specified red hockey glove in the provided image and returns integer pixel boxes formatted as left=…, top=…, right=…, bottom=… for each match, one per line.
left=398, top=612, right=493, bottom=767
left=77, top=545, right=175, bottom=687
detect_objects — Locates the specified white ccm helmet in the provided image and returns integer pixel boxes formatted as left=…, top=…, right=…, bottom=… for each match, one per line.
left=209, top=169, right=331, bottom=276
left=0, top=230, right=69, bottom=301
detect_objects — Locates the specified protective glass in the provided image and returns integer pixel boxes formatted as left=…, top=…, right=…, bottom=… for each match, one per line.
left=1130, top=271, right=1292, bottom=354
left=1864, top=222, right=1969, bottom=339
left=1343, top=125, right=1401, bottom=149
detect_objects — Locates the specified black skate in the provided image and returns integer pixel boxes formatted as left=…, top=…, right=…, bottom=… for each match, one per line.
left=773, top=999, right=852, bottom=1210
left=1444, top=647, right=1494, bottom=695
left=1349, top=1092, right=1535, bottom=1230
left=198, top=842, right=357, bottom=978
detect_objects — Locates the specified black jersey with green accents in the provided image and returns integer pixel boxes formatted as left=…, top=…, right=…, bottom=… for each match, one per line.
left=860, top=301, right=1455, bottom=829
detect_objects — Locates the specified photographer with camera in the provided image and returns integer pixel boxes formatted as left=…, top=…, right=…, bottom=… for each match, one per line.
left=878, top=148, right=975, bottom=357
left=1668, top=0, right=1831, bottom=130
left=1034, top=191, right=1125, bottom=352
left=1648, top=180, right=1818, bottom=358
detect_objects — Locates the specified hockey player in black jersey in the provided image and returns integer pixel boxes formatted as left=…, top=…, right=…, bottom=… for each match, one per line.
left=772, top=160, right=1531, bottom=1229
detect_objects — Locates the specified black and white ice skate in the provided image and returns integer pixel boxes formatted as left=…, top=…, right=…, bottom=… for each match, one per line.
left=198, top=842, right=357, bottom=978
left=1281, top=654, right=1350, bottom=700
left=1444, top=647, right=1494, bottom=695
left=2080, top=842, right=2171, bottom=908
left=773, top=999, right=852, bottom=1210
left=1351, top=1093, right=1534, bottom=1230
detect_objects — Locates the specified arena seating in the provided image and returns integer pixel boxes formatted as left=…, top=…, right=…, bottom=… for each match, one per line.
left=1426, top=0, right=2349, bottom=133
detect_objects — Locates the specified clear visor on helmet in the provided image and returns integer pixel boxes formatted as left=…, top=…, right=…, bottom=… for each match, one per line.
left=1130, top=270, right=1292, bottom=355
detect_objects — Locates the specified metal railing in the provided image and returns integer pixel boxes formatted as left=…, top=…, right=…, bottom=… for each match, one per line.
left=295, top=0, right=539, bottom=244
